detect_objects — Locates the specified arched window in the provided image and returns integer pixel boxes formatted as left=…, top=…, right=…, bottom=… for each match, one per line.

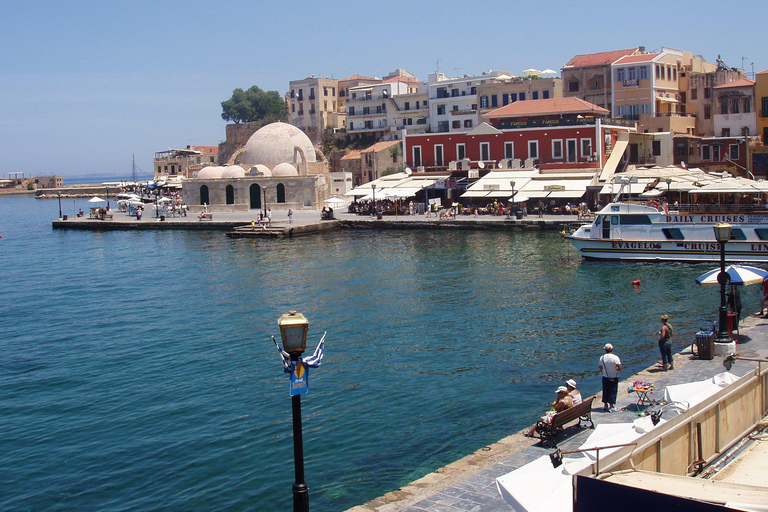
left=276, top=183, right=286, bottom=203
left=200, top=185, right=209, bottom=206
left=226, top=185, right=234, bottom=205
left=249, top=184, right=261, bottom=209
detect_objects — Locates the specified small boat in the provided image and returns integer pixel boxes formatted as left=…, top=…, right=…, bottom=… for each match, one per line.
left=566, top=202, right=768, bottom=262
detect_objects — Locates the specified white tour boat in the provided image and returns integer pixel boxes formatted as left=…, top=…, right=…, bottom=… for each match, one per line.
left=566, top=202, right=768, bottom=262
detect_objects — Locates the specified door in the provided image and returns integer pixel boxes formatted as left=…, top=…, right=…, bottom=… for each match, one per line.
left=250, top=184, right=261, bottom=209
left=567, top=139, right=578, bottom=162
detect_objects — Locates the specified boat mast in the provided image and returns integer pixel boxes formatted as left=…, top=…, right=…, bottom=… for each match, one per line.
left=132, top=154, right=136, bottom=182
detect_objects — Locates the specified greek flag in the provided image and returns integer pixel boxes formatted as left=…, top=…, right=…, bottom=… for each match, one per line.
left=272, top=332, right=326, bottom=372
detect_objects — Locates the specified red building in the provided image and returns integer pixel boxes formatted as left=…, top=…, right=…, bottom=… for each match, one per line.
left=403, top=97, right=635, bottom=172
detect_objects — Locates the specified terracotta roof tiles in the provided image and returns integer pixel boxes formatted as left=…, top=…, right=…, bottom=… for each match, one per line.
left=361, top=140, right=401, bottom=153
left=713, top=78, right=756, bottom=89
left=614, top=53, right=662, bottom=65
left=482, top=97, right=610, bottom=118
left=564, top=48, right=640, bottom=68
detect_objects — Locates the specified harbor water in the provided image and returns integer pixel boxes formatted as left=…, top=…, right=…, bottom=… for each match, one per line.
left=0, top=194, right=743, bottom=511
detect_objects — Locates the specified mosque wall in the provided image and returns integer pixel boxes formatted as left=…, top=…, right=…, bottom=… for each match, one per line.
left=182, top=176, right=325, bottom=212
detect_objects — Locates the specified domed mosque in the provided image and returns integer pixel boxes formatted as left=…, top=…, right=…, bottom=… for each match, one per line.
left=184, top=122, right=331, bottom=212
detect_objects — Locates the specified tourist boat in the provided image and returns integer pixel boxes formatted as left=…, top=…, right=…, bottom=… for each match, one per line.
left=566, top=202, right=768, bottom=262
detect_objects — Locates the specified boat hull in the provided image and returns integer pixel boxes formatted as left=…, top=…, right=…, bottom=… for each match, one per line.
left=569, top=237, right=768, bottom=263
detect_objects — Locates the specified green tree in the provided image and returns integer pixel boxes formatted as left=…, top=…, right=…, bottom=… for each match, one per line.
left=221, top=86, right=286, bottom=124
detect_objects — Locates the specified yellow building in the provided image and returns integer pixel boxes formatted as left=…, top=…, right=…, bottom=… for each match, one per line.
left=757, top=69, right=768, bottom=143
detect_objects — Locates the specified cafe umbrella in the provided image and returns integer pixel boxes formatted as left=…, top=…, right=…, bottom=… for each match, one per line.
left=695, top=265, right=768, bottom=287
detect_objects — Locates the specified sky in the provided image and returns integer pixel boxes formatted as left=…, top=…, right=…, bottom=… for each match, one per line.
left=2, top=0, right=765, bottom=180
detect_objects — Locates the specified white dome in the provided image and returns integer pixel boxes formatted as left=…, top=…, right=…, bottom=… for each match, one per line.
left=250, top=164, right=272, bottom=176
left=242, top=122, right=316, bottom=166
left=221, top=165, right=245, bottom=178
left=196, top=166, right=224, bottom=179
left=272, top=163, right=298, bottom=176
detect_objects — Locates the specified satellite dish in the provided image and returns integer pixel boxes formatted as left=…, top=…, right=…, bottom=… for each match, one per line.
left=478, top=161, right=485, bottom=169
left=405, top=167, right=412, bottom=175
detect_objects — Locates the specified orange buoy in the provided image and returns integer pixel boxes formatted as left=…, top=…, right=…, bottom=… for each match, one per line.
left=632, top=279, right=641, bottom=285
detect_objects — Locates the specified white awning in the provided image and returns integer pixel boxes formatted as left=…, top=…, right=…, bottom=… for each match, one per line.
left=599, top=137, right=630, bottom=182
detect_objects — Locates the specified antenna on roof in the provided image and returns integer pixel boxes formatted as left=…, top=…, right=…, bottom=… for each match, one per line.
left=435, top=59, right=441, bottom=73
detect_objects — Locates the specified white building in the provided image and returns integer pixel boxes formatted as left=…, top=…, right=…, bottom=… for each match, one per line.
left=427, top=70, right=511, bottom=133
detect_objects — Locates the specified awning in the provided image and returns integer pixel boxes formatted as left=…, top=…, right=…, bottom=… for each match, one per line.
left=599, top=137, right=630, bottom=181
left=657, top=96, right=680, bottom=103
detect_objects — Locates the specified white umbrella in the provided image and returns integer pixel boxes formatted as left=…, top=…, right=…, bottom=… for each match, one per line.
left=540, top=68, right=558, bottom=75
left=157, top=197, right=173, bottom=203
left=510, top=195, right=530, bottom=202
left=88, top=196, right=106, bottom=203
left=323, top=197, right=346, bottom=205
left=695, top=265, right=768, bottom=287
left=523, top=68, right=542, bottom=76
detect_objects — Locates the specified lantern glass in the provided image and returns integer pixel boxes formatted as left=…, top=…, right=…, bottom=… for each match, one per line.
left=278, top=311, right=309, bottom=354
left=713, top=222, right=732, bottom=242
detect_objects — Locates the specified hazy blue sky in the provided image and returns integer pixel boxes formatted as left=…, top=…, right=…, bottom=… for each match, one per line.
left=2, top=0, right=765, bottom=179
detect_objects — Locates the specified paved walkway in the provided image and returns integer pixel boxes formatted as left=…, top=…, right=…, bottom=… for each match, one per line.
left=347, top=314, right=768, bottom=512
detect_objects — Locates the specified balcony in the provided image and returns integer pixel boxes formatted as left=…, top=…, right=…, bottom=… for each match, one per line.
left=622, top=79, right=639, bottom=88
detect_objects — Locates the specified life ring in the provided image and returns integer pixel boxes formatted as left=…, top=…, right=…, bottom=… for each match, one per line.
left=632, top=279, right=641, bottom=285
left=647, top=200, right=659, bottom=208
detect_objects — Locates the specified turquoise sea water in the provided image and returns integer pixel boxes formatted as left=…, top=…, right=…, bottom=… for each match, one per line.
left=0, top=194, right=746, bottom=511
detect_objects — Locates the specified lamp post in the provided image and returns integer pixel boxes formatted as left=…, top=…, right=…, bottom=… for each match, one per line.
left=510, top=180, right=516, bottom=214
left=665, top=178, right=671, bottom=199
left=713, top=222, right=733, bottom=342
left=263, top=186, right=268, bottom=217
left=371, top=183, right=377, bottom=215
left=278, top=311, right=310, bottom=512
left=57, top=192, right=62, bottom=219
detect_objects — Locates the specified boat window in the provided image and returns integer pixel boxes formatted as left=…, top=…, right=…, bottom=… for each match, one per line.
left=730, top=228, right=746, bottom=241
left=594, top=216, right=602, bottom=227
left=611, top=216, right=618, bottom=225
left=662, top=228, right=684, bottom=240
left=619, top=215, right=652, bottom=225
left=755, top=229, right=768, bottom=240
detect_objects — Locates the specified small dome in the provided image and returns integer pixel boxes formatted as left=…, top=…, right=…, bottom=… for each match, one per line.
left=196, top=166, right=224, bottom=179
left=242, top=122, right=316, bottom=166
left=222, top=165, right=245, bottom=178
left=272, top=163, right=298, bottom=176
left=250, top=164, right=272, bottom=176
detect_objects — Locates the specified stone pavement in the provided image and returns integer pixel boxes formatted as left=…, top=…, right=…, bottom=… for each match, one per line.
left=347, top=313, right=768, bottom=512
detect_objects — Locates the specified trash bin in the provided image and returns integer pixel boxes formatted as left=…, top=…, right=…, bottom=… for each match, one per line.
left=727, top=312, right=738, bottom=339
left=376, top=212, right=383, bottom=220
left=695, top=330, right=715, bottom=360
left=160, top=215, right=166, bottom=221
left=62, top=215, right=68, bottom=220
left=515, top=210, right=523, bottom=219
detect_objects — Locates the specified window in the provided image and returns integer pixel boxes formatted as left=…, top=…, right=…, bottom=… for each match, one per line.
left=616, top=68, right=626, bottom=82
left=655, top=64, right=661, bottom=79
left=713, top=145, right=720, bottom=160
left=452, top=120, right=461, bottom=129
left=456, top=143, right=466, bottom=160
left=652, top=140, right=661, bottom=156
left=470, top=86, right=476, bottom=95
left=532, top=91, right=539, bottom=100
left=510, top=93, right=517, bottom=102
left=437, top=121, right=449, bottom=132
left=504, top=142, right=514, bottom=159
left=323, top=87, right=328, bottom=96
left=730, top=144, right=739, bottom=160
left=662, top=228, right=685, bottom=240
left=480, top=96, right=489, bottom=108
left=640, top=66, right=648, bottom=80
left=566, top=139, right=577, bottom=162
left=437, top=104, right=446, bottom=115
left=591, top=80, right=601, bottom=90
left=628, top=67, right=636, bottom=80
left=519, top=92, right=526, bottom=101
left=491, top=95, right=498, bottom=107
left=620, top=215, right=653, bottom=225
left=225, top=185, right=234, bottom=205
left=464, top=119, right=472, bottom=128
left=528, top=140, right=539, bottom=159
left=702, top=145, right=711, bottom=160
left=451, top=88, right=459, bottom=97
left=580, top=138, right=592, bottom=158
left=731, top=99, right=740, bottom=114
left=434, top=145, right=444, bottom=166
left=412, top=146, right=422, bottom=166
left=691, top=88, right=697, bottom=100
left=543, top=90, right=550, bottom=99
left=404, top=101, right=410, bottom=111
left=452, top=105, right=458, bottom=111
left=705, top=88, right=711, bottom=99
left=348, top=106, right=355, bottom=116
left=730, top=228, right=746, bottom=240
left=704, top=105, right=711, bottom=119
left=744, top=97, right=751, bottom=113
left=480, top=142, right=490, bottom=161
left=552, top=140, right=563, bottom=159
left=673, top=68, right=677, bottom=81
left=755, top=229, right=768, bottom=240
left=502, top=93, right=509, bottom=105
left=569, top=81, right=579, bottom=92
left=722, top=128, right=731, bottom=137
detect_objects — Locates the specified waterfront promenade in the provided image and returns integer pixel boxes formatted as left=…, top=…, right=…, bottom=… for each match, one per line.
left=51, top=207, right=580, bottom=233
left=346, top=314, right=768, bottom=512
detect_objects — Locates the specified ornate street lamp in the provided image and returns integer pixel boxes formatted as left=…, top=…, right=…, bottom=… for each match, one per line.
left=57, top=192, right=62, bottom=219
left=277, top=311, right=310, bottom=512
left=713, top=222, right=732, bottom=342
left=371, top=183, right=377, bottom=215
left=263, top=186, right=269, bottom=217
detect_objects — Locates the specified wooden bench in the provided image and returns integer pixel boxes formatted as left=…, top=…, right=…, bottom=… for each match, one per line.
left=534, top=396, right=595, bottom=447
left=102, top=213, right=113, bottom=220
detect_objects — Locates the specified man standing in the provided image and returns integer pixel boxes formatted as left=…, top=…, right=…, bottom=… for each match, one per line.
left=599, top=343, right=622, bottom=412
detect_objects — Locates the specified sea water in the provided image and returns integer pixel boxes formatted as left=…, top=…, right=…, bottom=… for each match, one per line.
left=0, top=194, right=740, bottom=511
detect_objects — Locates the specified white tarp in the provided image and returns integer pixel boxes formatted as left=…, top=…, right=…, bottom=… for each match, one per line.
left=663, top=372, right=737, bottom=408
left=496, top=455, right=590, bottom=512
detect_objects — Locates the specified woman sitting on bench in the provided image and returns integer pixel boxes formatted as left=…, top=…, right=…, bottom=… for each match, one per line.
left=524, top=386, right=573, bottom=436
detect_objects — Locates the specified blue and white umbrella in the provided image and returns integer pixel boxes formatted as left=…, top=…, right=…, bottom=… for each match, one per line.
left=695, top=265, right=768, bottom=287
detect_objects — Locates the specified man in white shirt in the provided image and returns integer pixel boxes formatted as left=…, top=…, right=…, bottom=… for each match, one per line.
left=599, top=343, right=622, bottom=412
